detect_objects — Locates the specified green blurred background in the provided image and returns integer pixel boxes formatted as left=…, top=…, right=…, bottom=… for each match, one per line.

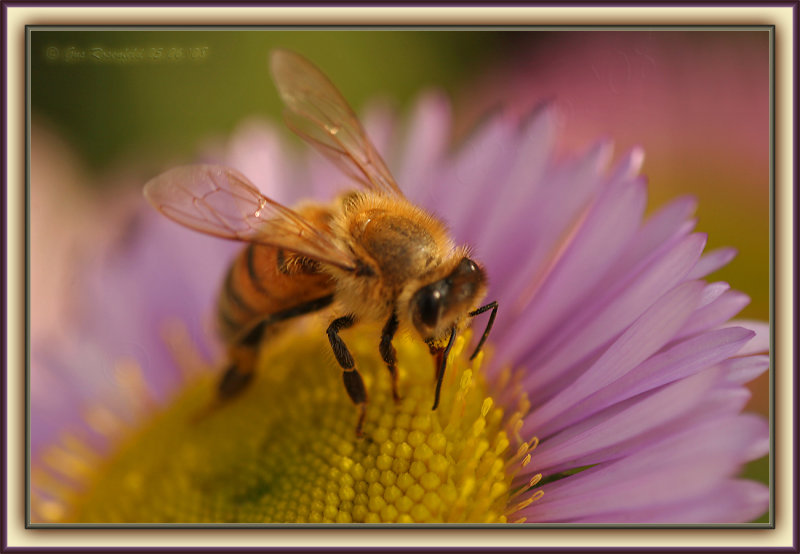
left=30, top=29, right=771, bottom=520
left=32, top=31, right=512, bottom=170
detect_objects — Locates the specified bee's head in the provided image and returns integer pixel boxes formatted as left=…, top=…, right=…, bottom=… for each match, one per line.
left=409, top=256, right=487, bottom=341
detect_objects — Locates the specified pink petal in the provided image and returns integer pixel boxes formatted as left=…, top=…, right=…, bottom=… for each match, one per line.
left=517, top=176, right=648, bottom=330
left=538, top=385, right=756, bottom=477
left=672, top=287, right=751, bottom=340
left=472, top=105, right=557, bottom=256
left=395, top=91, right=452, bottom=201
left=523, top=279, right=704, bottom=427
left=520, top=415, right=768, bottom=522
left=601, top=195, right=697, bottom=286
left=362, top=99, right=396, bottom=158
left=719, top=319, right=770, bottom=354
left=722, top=355, right=770, bottom=384
left=686, top=247, right=738, bottom=280
left=485, top=141, right=614, bottom=299
left=606, top=146, right=645, bottom=182
left=566, top=480, right=769, bottom=523
left=697, top=281, right=731, bottom=306
left=222, top=119, right=297, bottom=202
left=437, top=116, right=514, bottom=243
left=498, top=232, right=707, bottom=393
left=530, top=368, right=721, bottom=471
left=539, top=326, right=754, bottom=437
left=494, top=175, right=648, bottom=373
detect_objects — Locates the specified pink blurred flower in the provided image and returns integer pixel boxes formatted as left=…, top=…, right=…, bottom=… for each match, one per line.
left=466, top=32, right=767, bottom=182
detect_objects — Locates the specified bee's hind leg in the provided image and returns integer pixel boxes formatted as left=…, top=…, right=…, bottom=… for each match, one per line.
left=327, top=314, right=368, bottom=437
left=217, top=361, right=255, bottom=399
left=191, top=352, right=255, bottom=424
left=215, top=319, right=267, bottom=400
left=216, top=294, right=337, bottom=401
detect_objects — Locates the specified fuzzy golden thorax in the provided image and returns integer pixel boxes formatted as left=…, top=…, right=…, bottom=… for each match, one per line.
left=325, top=192, right=487, bottom=341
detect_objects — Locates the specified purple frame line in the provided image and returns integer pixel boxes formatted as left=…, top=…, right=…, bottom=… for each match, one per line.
left=4, top=2, right=798, bottom=553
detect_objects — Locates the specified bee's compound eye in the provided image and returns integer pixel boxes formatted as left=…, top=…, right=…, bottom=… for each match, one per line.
left=419, top=288, right=442, bottom=328
left=414, top=284, right=444, bottom=330
left=458, top=257, right=478, bottom=274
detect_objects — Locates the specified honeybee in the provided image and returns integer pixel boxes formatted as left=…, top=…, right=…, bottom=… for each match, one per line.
left=144, top=50, right=497, bottom=435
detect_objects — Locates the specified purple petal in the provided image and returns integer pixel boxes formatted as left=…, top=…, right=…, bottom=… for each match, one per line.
left=523, top=278, right=704, bottom=425
left=565, top=479, right=769, bottom=523
left=520, top=415, right=768, bottom=522
left=222, top=119, right=298, bottom=202
left=538, top=326, right=755, bottom=437
left=396, top=91, right=452, bottom=201
left=524, top=279, right=705, bottom=431
left=686, top=247, right=738, bottom=280
left=481, top=141, right=614, bottom=301
left=529, top=368, right=722, bottom=471
left=433, top=116, right=514, bottom=244
left=697, top=281, right=731, bottom=306
left=722, top=355, right=770, bottom=384
left=492, top=175, right=649, bottom=375
left=601, top=195, right=696, bottom=286
left=31, top=349, right=111, bottom=456
left=606, top=146, right=645, bottom=183
left=496, top=232, right=707, bottom=394
left=672, top=287, right=750, bottom=340
left=70, top=210, right=231, bottom=399
left=510, top=175, right=647, bottom=334
left=537, top=384, right=756, bottom=477
left=718, top=320, right=770, bottom=355
left=472, top=106, right=557, bottom=256
left=362, top=99, right=396, bottom=157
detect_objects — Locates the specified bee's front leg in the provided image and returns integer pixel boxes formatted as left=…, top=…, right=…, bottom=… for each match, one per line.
left=425, top=327, right=457, bottom=411
left=327, top=314, right=368, bottom=437
left=379, top=312, right=400, bottom=402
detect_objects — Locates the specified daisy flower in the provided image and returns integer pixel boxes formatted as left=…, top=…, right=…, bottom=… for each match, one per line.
left=31, top=78, right=769, bottom=524
left=466, top=34, right=770, bottom=413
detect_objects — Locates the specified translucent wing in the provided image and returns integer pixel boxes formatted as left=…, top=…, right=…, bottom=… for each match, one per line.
left=269, top=49, right=404, bottom=197
left=143, top=164, right=357, bottom=271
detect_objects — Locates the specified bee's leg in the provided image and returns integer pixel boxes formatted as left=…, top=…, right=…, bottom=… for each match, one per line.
left=216, top=333, right=260, bottom=400
left=218, top=294, right=336, bottom=400
left=327, top=314, right=368, bottom=437
left=426, top=327, right=457, bottom=411
left=468, top=300, right=498, bottom=360
left=218, top=361, right=256, bottom=400
left=379, top=312, right=400, bottom=402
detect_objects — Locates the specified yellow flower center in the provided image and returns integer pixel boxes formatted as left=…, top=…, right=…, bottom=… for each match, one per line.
left=39, top=321, right=535, bottom=523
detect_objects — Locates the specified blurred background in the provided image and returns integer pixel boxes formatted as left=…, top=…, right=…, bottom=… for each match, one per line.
left=30, top=30, right=770, bottom=514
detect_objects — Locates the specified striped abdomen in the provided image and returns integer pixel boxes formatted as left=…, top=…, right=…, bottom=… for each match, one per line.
left=217, top=243, right=336, bottom=343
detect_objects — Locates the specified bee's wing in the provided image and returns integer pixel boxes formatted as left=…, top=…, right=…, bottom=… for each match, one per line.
left=144, top=164, right=357, bottom=271
left=269, top=49, right=404, bottom=198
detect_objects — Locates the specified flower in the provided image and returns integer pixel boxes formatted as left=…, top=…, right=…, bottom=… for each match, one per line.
left=464, top=33, right=770, bottom=420
left=31, top=91, right=769, bottom=524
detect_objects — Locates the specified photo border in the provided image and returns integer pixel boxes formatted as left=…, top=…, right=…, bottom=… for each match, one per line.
left=4, top=2, right=796, bottom=552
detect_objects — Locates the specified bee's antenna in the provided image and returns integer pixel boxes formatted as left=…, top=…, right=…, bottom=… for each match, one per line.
left=432, top=327, right=457, bottom=411
left=468, top=301, right=498, bottom=360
